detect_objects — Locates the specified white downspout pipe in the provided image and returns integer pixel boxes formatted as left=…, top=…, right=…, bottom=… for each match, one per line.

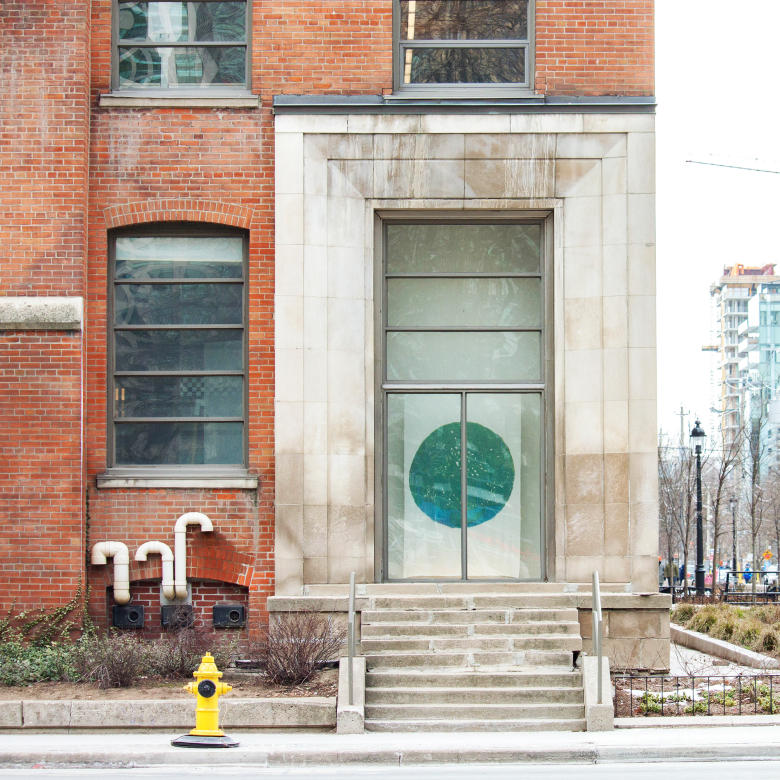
left=135, top=541, right=175, bottom=601
left=91, top=542, right=131, bottom=605
left=173, top=512, right=214, bottom=600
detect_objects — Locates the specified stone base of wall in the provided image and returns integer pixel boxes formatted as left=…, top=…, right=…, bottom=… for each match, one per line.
left=578, top=607, right=670, bottom=672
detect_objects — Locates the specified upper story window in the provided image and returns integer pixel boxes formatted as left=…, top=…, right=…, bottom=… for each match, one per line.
left=394, top=0, right=532, bottom=94
left=114, top=2, right=249, bottom=91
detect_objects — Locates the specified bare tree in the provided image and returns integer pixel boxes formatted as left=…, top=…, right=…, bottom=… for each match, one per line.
left=658, top=432, right=679, bottom=586
left=743, top=404, right=770, bottom=594
left=658, top=431, right=698, bottom=594
left=703, top=425, right=744, bottom=594
left=765, top=468, right=780, bottom=578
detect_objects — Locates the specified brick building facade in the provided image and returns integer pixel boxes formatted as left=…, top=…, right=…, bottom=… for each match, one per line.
left=1, top=1, right=663, bottom=670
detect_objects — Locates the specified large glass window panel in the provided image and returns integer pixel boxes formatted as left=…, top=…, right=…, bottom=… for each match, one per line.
left=387, top=394, right=462, bottom=579
left=400, top=1, right=528, bottom=40
left=115, top=283, right=243, bottom=325
left=387, top=224, right=540, bottom=273
left=119, top=45, right=246, bottom=87
left=115, top=376, right=242, bottom=418
left=115, top=235, right=243, bottom=279
left=388, top=277, right=541, bottom=328
left=115, top=329, right=243, bottom=372
left=115, top=422, right=243, bottom=465
left=118, top=2, right=247, bottom=42
left=466, top=393, right=541, bottom=579
left=387, top=331, right=540, bottom=381
left=404, top=47, right=524, bottom=85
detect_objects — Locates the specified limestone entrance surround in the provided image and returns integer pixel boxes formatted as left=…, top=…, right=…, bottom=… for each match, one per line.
left=273, top=112, right=658, bottom=597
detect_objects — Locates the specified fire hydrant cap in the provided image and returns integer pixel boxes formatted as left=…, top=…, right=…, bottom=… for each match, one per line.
left=193, top=652, right=222, bottom=678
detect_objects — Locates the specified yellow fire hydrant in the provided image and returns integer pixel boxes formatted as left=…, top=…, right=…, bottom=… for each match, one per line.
left=171, top=652, right=240, bottom=748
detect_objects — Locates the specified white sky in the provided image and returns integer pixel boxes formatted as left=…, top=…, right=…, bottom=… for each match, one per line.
left=655, top=0, right=780, bottom=441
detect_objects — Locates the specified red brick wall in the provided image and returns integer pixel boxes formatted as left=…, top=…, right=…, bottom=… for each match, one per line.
left=0, top=332, right=84, bottom=612
left=536, top=1, right=655, bottom=96
left=95, top=579, right=249, bottom=639
left=1, top=0, right=654, bottom=628
left=0, top=1, right=90, bottom=296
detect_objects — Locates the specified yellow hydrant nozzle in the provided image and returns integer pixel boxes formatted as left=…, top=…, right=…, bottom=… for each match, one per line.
left=171, top=652, right=240, bottom=748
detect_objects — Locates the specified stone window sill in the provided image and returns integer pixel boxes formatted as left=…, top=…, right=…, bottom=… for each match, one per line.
left=99, top=93, right=260, bottom=109
left=97, top=470, right=258, bottom=489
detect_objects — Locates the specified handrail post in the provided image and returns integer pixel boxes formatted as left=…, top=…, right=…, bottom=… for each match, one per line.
left=348, top=571, right=355, bottom=706
left=592, top=570, right=603, bottom=705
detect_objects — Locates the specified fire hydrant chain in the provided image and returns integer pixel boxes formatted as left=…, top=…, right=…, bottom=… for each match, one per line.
left=171, top=653, right=240, bottom=748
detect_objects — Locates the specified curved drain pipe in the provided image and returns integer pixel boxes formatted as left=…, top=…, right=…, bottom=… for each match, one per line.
left=91, top=542, right=131, bottom=605
left=174, top=512, right=214, bottom=600
left=135, top=541, right=175, bottom=601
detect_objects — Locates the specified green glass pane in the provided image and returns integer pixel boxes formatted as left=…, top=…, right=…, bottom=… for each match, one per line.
left=387, top=394, right=462, bottom=579
left=119, top=46, right=246, bottom=88
left=387, top=224, right=540, bottom=273
left=115, top=421, right=242, bottom=465
left=115, top=283, right=242, bottom=325
left=387, top=331, right=540, bottom=381
left=387, top=277, right=541, bottom=327
left=467, top=393, right=541, bottom=579
left=115, top=376, right=242, bottom=418
left=400, top=1, right=528, bottom=40
left=118, top=2, right=246, bottom=42
left=406, top=47, right=525, bottom=85
left=116, top=236, right=243, bottom=279
left=115, top=329, right=242, bottom=371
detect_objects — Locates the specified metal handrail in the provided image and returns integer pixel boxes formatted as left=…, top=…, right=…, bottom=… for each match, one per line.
left=592, top=570, right=603, bottom=704
left=347, top=571, right=356, bottom=706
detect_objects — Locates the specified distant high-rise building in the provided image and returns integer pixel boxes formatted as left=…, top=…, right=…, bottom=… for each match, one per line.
left=711, top=264, right=780, bottom=444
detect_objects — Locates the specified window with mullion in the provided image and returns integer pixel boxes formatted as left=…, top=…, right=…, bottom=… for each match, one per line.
left=396, top=0, right=531, bottom=90
left=110, top=228, right=247, bottom=467
left=114, top=1, right=249, bottom=90
left=382, top=222, right=545, bottom=581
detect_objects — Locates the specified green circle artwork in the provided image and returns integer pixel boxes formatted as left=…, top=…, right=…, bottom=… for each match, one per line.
left=409, top=422, right=515, bottom=528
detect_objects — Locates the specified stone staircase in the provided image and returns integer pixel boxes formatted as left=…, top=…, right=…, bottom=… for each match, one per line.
left=360, top=593, right=585, bottom=732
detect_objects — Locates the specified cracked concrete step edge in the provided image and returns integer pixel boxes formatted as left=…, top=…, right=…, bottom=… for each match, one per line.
left=0, top=698, right=336, bottom=730
left=364, top=718, right=588, bottom=733
left=366, top=671, right=583, bottom=688
left=365, top=686, right=584, bottom=704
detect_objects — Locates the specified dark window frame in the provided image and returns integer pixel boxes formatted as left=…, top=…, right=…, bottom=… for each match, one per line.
left=111, top=0, right=251, bottom=93
left=107, top=222, right=249, bottom=472
left=392, top=0, right=535, bottom=96
left=375, top=214, right=553, bottom=583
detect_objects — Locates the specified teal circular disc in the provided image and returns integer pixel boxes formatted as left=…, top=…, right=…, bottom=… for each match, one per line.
left=409, top=422, right=515, bottom=528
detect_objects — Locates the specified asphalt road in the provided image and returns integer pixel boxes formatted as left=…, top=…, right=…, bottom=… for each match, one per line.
left=1, top=763, right=780, bottom=779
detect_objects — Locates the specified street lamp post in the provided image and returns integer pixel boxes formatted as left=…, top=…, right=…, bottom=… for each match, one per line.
left=691, top=420, right=707, bottom=596
left=730, top=495, right=737, bottom=573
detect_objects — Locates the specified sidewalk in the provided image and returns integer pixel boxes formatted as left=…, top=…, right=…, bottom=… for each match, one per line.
left=3, top=724, right=780, bottom=768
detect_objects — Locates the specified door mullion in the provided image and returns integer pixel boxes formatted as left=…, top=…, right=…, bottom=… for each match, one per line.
left=461, top=391, right=467, bottom=581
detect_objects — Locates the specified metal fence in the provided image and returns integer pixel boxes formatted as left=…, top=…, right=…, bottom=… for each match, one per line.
left=662, top=572, right=780, bottom=605
left=614, top=673, right=780, bottom=718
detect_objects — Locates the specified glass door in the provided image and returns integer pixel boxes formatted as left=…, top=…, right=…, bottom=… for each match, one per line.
left=382, top=221, right=546, bottom=580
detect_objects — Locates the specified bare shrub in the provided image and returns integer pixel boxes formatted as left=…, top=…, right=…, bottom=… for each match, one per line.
left=673, top=604, right=695, bottom=624
left=73, top=633, right=147, bottom=688
left=688, top=605, right=720, bottom=634
left=248, top=612, right=346, bottom=686
left=148, top=628, right=238, bottom=679
left=758, top=626, right=780, bottom=653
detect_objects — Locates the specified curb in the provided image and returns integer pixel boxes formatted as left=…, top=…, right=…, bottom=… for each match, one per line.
left=671, top=625, right=780, bottom=669
left=0, top=698, right=335, bottom=730
left=5, top=741, right=780, bottom=767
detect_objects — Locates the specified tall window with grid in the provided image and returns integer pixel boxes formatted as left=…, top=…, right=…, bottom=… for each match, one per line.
left=109, top=226, right=247, bottom=469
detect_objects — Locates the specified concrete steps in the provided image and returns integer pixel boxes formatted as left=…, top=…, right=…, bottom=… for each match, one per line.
left=365, top=718, right=587, bottom=733
left=360, top=593, right=586, bottom=732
